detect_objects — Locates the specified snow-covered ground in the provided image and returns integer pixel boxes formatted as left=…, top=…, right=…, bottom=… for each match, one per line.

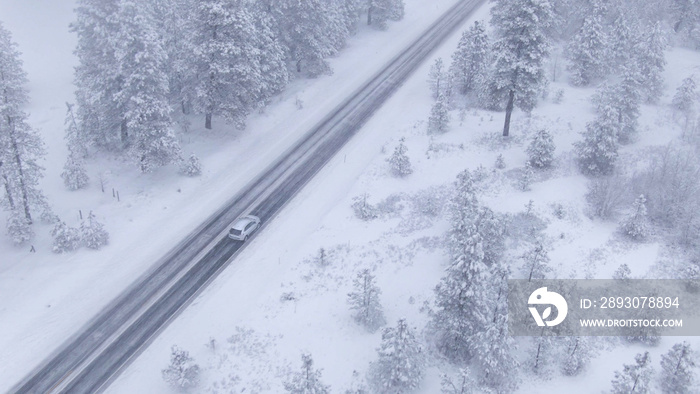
left=0, top=0, right=465, bottom=390
left=105, top=6, right=700, bottom=394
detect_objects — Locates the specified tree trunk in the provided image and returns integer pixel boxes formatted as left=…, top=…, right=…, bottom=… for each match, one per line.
left=7, top=115, right=32, bottom=223
left=205, top=113, right=212, bottom=130
left=120, top=119, right=128, bottom=146
left=503, top=90, right=515, bottom=137
left=367, top=6, right=373, bottom=25
left=2, top=174, right=15, bottom=210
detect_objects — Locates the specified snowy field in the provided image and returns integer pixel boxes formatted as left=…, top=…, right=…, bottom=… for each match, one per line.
left=0, top=0, right=464, bottom=390
left=105, top=5, right=700, bottom=394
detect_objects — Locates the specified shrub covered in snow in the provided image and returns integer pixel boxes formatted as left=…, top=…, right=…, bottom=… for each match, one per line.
left=179, top=153, right=202, bottom=177
left=526, top=129, right=555, bottom=168
left=519, top=162, right=534, bottom=191
left=575, top=109, right=619, bottom=176
left=428, top=94, right=450, bottom=134
left=494, top=153, right=506, bottom=169
left=672, top=76, right=697, bottom=114
left=352, top=193, right=379, bottom=221
left=387, top=138, right=412, bottom=177
left=162, top=345, right=200, bottom=392
left=585, top=175, right=628, bottom=219
left=81, top=211, right=109, bottom=249
left=62, top=153, right=89, bottom=191
left=6, top=210, right=33, bottom=245
left=51, top=220, right=82, bottom=253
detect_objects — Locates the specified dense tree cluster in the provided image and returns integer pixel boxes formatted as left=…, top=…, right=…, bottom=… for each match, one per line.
left=69, top=0, right=405, bottom=173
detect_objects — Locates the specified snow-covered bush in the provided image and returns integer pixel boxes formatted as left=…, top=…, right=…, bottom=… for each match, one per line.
left=51, top=220, right=82, bottom=253
left=162, top=345, right=200, bottom=392
left=387, top=138, right=412, bottom=177
left=660, top=342, right=696, bottom=394
left=285, top=354, right=330, bottom=394
left=80, top=211, right=109, bottom=249
left=351, top=193, right=378, bottom=221
left=561, top=337, right=594, bottom=376
left=368, top=318, right=424, bottom=393
left=410, top=187, right=446, bottom=217
left=619, top=195, right=649, bottom=240
left=428, top=94, right=450, bottom=134
left=6, top=210, right=33, bottom=245
left=613, top=264, right=632, bottom=281
left=610, top=352, right=653, bottom=394
left=440, top=369, right=476, bottom=394
left=179, top=153, right=202, bottom=177
left=526, top=129, right=555, bottom=168
left=347, top=269, right=385, bottom=332
left=585, top=175, right=628, bottom=219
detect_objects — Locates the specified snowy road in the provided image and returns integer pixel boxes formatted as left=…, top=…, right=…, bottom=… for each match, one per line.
left=11, top=0, right=484, bottom=392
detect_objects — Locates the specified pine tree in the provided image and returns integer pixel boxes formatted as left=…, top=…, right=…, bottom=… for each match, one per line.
left=387, top=138, right=412, bottom=177
left=619, top=194, right=649, bottom=240
left=611, top=352, right=653, bottom=394
left=428, top=94, right=450, bottom=134
left=521, top=240, right=551, bottom=281
left=566, top=10, right=608, bottom=86
left=660, top=342, right=696, bottom=394
left=519, top=162, right=534, bottom=191
left=0, top=22, right=48, bottom=231
left=574, top=106, right=619, bottom=176
left=367, top=0, right=392, bottom=30
left=81, top=211, right=109, bottom=249
left=347, top=269, right=386, bottom=332
left=387, top=0, right=405, bottom=21
left=193, top=0, right=266, bottom=129
left=352, top=193, right=379, bottom=220
left=6, top=208, right=33, bottom=245
left=162, top=345, right=200, bottom=392
left=62, top=104, right=89, bottom=190
left=179, top=154, right=202, bottom=177
left=368, top=318, right=424, bottom=393
left=490, top=0, right=553, bottom=136
left=495, top=154, right=506, bottom=169
left=115, top=1, right=183, bottom=172
left=672, top=76, right=697, bottom=113
left=272, top=0, right=344, bottom=77
left=527, top=129, right=555, bottom=168
left=635, top=22, right=666, bottom=104
left=51, top=220, right=82, bottom=253
left=285, top=354, right=331, bottom=394
left=71, top=0, right=126, bottom=149
left=593, top=71, right=641, bottom=145
left=450, top=21, right=490, bottom=96
left=608, top=14, right=639, bottom=73
left=613, top=263, right=632, bottom=280
left=561, top=337, right=594, bottom=376
left=440, top=369, right=476, bottom=394
left=671, top=0, right=700, bottom=46
left=428, top=58, right=447, bottom=99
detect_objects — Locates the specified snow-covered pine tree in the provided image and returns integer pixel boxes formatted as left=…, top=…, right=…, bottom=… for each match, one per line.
left=368, top=318, right=424, bottom=393
left=450, top=21, right=489, bottom=96
left=71, top=0, right=126, bottom=149
left=519, top=162, right=534, bottom=191
left=574, top=106, right=619, bottom=176
left=440, top=369, right=476, bottom=394
left=610, top=352, right=653, bottom=394
left=428, top=94, right=450, bottom=134
left=367, top=0, right=394, bottom=30
left=619, top=194, right=649, bottom=240
left=634, top=22, right=666, bottom=104
left=0, top=22, right=48, bottom=232
left=81, top=211, right=109, bottom=249
left=428, top=58, right=447, bottom=99
left=193, top=0, right=265, bottom=129
left=490, top=0, right=553, bottom=136
left=671, top=0, right=700, bottom=47
left=565, top=9, right=608, bottom=86
left=250, top=5, right=289, bottom=105
left=179, top=153, right=202, bottom=177
left=352, top=193, right=379, bottom=220
left=527, top=129, right=555, bottom=168
left=285, top=353, right=331, bottom=394
left=272, top=0, right=344, bottom=77
left=495, top=154, right=506, bottom=169
left=51, top=220, right=82, bottom=253
left=162, top=345, right=200, bottom=392
left=660, top=342, right=696, bottom=394
left=114, top=1, right=182, bottom=173
left=387, top=0, right=405, bottom=21
left=521, top=240, right=551, bottom=282
left=387, top=138, right=412, bottom=177
left=347, top=269, right=385, bottom=332
left=613, top=263, right=632, bottom=280
left=672, top=76, right=697, bottom=113
left=561, top=337, right=594, bottom=376
left=592, top=71, right=641, bottom=145
left=608, top=14, right=639, bottom=73
left=6, top=208, right=33, bottom=245
left=62, top=104, right=89, bottom=190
